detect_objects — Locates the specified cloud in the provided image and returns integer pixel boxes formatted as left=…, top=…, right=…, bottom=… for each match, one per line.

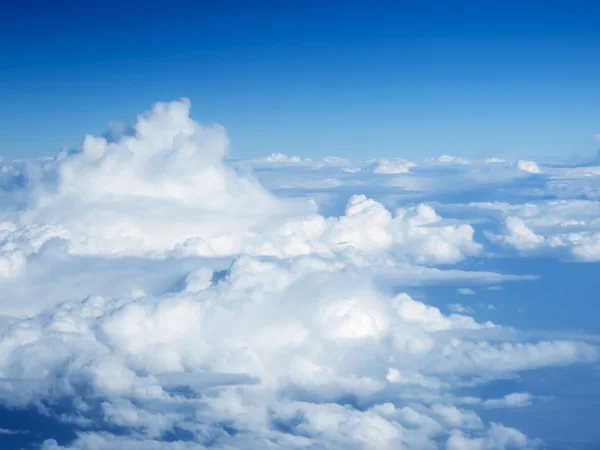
left=263, top=153, right=307, bottom=164
left=0, top=254, right=594, bottom=447
left=371, top=158, right=417, bottom=174
left=475, top=200, right=600, bottom=261
left=435, top=155, right=472, bottom=165
left=4, top=99, right=305, bottom=261
left=446, top=423, right=539, bottom=450
left=449, top=304, right=475, bottom=314
left=457, top=288, right=475, bottom=295
left=516, top=160, right=541, bottom=174
left=0, top=99, right=598, bottom=449
left=481, top=392, right=533, bottom=409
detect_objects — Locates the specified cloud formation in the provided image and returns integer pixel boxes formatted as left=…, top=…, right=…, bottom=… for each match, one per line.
left=0, top=99, right=598, bottom=449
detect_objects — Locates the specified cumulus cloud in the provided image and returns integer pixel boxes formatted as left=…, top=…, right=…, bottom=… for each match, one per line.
left=471, top=200, right=600, bottom=261
left=371, top=158, right=417, bottom=174
left=516, top=160, right=541, bottom=174
left=435, top=155, right=472, bottom=165
left=0, top=99, right=598, bottom=449
left=0, top=266, right=592, bottom=448
left=4, top=99, right=306, bottom=261
left=263, top=153, right=306, bottom=164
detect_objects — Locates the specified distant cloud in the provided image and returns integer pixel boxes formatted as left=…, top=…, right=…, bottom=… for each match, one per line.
left=481, top=392, right=533, bottom=409
left=0, top=428, right=29, bottom=435
left=448, top=303, right=475, bottom=314
left=517, top=159, right=541, bottom=174
left=485, top=157, right=508, bottom=164
left=457, top=288, right=476, bottom=295
left=432, top=154, right=472, bottom=165
left=372, top=158, right=416, bottom=174
left=263, top=153, right=306, bottom=163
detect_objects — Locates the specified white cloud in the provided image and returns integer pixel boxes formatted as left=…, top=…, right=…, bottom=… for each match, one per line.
left=474, top=200, right=600, bottom=261
left=263, top=153, right=306, bottom=164
left=446, top=423, right=538, bottom=450
left=516, top=160, right=541, bottom=174
left=372, top=158, right=417, bottom=174
left=0, top=99, right=598, bottom=449
left=0, top=253, right=592, bottom=447
left=481, top=392, right=533, bottom=409
left=0, top=428, right=28, bottom=435
left=323, top=156, right=351, bottom=166
left=8, top=99, right=306, bottom=260
left=436, top=155, right=472, bottom=165
left=457, top=288, right=475, bottom=295
left=449, top=304, right=475, bottom=314
left=499, top=216, right=546, bottom=251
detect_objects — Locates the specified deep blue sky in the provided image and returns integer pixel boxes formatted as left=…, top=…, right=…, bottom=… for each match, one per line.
left=1, top=0, right=599, bottom=160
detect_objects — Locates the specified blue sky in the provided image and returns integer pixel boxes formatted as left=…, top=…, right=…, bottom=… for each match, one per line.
left=1, top=0, right=599, bottom=160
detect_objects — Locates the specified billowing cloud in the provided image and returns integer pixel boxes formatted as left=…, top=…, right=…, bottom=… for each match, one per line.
left=466, top=200, right=600, bottom=261
left=516, top=160, right=541, bottom=174
left=0, top=100, right=598, bottom=449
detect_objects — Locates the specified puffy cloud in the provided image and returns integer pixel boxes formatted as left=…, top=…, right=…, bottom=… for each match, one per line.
left=481, top=392, right=533, bottom=409
left=435, top=155, right=472, bottom=165
left=497, top=216, right=546, bottom=251
left=9, top=99, right=303, bottom=260
left=0, top=99, right=598, bottom=449
left=0, top=99, right=483, bottom=276
left=0, top=253, right=593, bottom=447
left=516, top=160, right=541, bottom=174
left=0, top=253, right=594, bottom=448
left=446, top=423, right=538, bottom=450
left=372, top=158, right=417, bottom=174
left=472, top=200, right=600, bottom=261
left=263, top=153, right=306, bottom=164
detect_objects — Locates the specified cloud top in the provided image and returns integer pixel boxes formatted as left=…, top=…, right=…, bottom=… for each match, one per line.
left=0, top=100, right=598, bottom=449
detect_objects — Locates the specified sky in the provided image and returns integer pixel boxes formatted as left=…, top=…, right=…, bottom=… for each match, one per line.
left=1, top=3, right=600, bottom=450
left=1, top=0, right=600, bottom=161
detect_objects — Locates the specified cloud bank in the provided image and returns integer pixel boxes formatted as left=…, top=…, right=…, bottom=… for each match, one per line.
left=0, top=100, right=598, bottom=449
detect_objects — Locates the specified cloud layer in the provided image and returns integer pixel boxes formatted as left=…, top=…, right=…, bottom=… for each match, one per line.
left=0, top=100, right=598, bottom=449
